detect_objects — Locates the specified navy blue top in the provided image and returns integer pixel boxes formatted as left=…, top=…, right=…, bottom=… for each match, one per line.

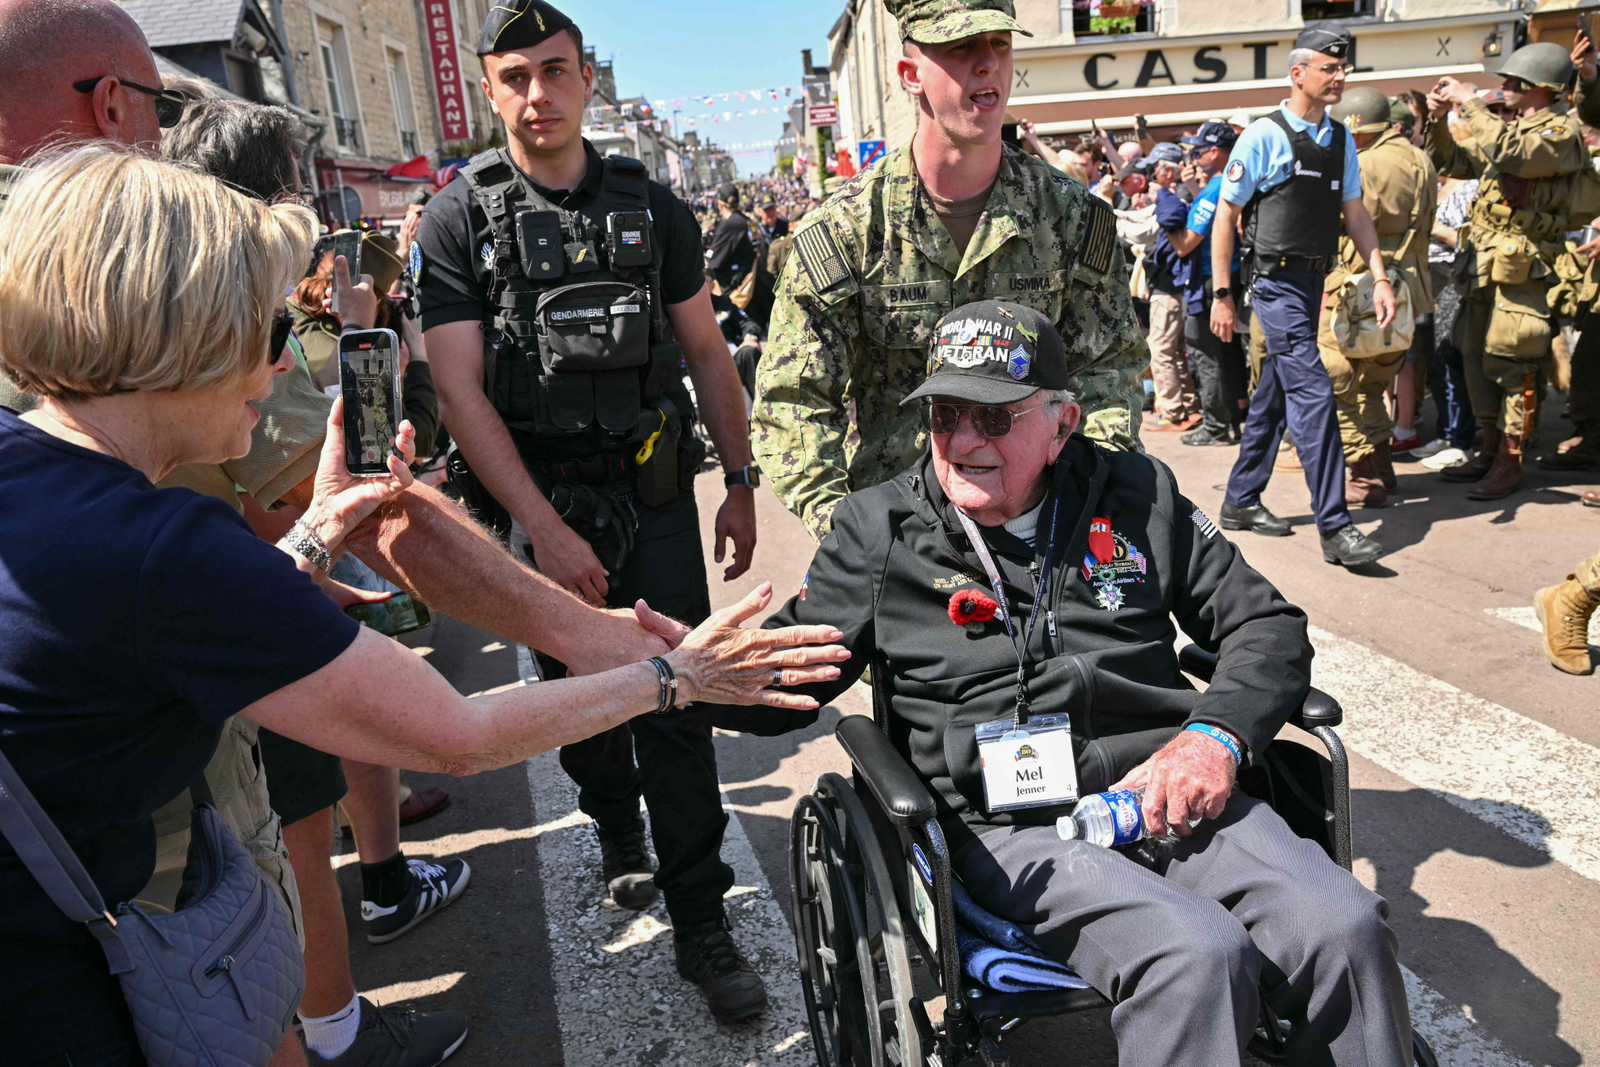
left=0, top=407, right=360, bottom=1062
left=1150, top=185, right=1191, bottom=294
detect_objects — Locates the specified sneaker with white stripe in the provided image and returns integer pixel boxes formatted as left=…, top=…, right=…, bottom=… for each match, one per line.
left=361, top=857, right=472, bottom=945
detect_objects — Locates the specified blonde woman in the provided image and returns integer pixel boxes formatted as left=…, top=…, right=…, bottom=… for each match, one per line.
left=0, top=145, right=846, bottom=1067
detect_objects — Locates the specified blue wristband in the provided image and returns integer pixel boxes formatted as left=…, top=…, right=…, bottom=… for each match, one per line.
left=1186, top=723, right=1242, bottom=765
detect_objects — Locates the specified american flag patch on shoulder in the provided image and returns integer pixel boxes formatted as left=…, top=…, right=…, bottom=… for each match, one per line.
left=1191, top=507, right=1220, bottom=540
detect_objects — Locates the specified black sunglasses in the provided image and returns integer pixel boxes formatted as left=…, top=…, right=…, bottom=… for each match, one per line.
left=73, top=76, right=189, bottom=129
left=270, top=311, right=296, bottom=367
left=928, top=399, right=1051, bottom=438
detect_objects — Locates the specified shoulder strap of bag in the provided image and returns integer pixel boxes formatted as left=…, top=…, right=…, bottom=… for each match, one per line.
left=0, top=743, right=136, bottom=973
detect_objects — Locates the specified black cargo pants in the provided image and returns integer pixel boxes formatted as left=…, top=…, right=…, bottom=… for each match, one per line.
left=510, top=486, right=735, bottom=927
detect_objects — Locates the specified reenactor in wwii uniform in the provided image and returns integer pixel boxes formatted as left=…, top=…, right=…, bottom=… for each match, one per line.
left=1425, top=43, right=1596, bottom=500
left=1323, top=87, right=1438, bottom=507
left=754, top=0, right=1146, bottom=541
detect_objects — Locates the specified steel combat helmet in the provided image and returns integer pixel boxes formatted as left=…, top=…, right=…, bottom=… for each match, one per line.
left=1331, top=87, right=1393, bottom=134
left=1496, top=41, right=1576, bottom=93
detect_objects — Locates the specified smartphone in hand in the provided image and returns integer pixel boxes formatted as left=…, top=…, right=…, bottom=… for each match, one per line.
left=338, top=328, right=402, bottom=476
left=345, top=593, right=431, bottom=636
left=330, top=230, right=362, bottom=316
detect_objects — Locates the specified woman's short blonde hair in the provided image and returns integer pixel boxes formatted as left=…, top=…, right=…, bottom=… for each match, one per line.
left=0, top=143, right=316, bottom=400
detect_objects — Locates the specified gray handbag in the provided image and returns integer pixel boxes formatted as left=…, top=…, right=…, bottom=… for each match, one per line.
left=0, top=745, right=305, bottom=1066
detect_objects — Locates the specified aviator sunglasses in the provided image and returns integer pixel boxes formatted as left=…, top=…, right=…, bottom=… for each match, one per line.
left=73, top=76, right=190, bottom=128
left=928, top=399, right=1051, bottom=438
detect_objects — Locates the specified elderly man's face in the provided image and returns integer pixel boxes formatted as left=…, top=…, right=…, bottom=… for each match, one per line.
left=931, top=392, right=1080, bottom=523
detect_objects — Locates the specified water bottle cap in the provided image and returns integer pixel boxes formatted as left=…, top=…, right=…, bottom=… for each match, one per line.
left=1055, top=814, right=1079, bottom=841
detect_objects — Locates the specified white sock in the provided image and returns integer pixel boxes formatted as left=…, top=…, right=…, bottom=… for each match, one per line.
left=299, top=992, right=362, bottom=1060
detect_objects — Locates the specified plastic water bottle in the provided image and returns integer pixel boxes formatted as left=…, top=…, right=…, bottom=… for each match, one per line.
left=1056, top=788, right=1150, bottom=847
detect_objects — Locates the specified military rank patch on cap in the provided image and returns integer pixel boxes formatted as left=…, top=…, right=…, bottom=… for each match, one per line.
left=1077, top=196, right=1117, bottom=277
left=794, top=221, right=850, bottom=292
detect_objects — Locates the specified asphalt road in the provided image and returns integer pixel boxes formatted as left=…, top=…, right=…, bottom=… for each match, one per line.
left=345, top=413, right=1600, bottom=1067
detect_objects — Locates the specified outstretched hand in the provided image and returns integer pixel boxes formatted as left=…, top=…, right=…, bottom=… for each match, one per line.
left=666, top=582, right=850, bottom=710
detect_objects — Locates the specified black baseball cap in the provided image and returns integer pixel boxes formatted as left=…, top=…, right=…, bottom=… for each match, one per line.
left=1182, top=120, right=1238, bottom=150
left=902, top=299, right=1070, bottom=406
left=477, top=0, right=575, bottom=56
left=1295, top=20, right=1353, bottom=60
left=759, top=194, right=777, bottom=208
left=717, top=181, right=740, bottom=205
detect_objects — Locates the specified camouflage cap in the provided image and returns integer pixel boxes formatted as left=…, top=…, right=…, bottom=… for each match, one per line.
left=885, top=0, right=1033, bottom=45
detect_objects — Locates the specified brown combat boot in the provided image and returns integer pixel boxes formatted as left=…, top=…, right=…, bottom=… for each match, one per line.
left=1442, top=423, right=1502, bottom=482
left=1533, top=570, right=1598, bottom=675
left=1467, top=442, right=1523, bottom=500
left=1345, top=455, right=1388, bottom=507
left=1373, top=437, right=1398, bottom=491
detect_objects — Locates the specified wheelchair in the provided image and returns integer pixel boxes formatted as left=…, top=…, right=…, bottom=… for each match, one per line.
left=788, top=645, right=1440, bottom=1067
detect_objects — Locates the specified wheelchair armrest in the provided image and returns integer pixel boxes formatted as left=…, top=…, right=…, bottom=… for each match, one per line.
left=835, top=715, right=937, bottom=827
left=1178, top=644, right=1217, bottom=682
left=1291, top=687, right=1343, bottom=729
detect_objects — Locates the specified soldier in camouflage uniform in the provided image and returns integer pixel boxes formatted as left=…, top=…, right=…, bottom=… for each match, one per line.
left=1322, top=87, right=1437, bottom=508
left=1425, top=43, right=1595, bottom=500
left=755, top=0, right=1146, bottom=541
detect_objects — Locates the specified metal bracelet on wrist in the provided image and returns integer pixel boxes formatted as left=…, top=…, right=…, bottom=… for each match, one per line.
left=280, top=518, right=333, bottom=572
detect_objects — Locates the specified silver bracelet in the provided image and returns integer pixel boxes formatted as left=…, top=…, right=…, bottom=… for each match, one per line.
left=279, top=519, right=333, bottom=572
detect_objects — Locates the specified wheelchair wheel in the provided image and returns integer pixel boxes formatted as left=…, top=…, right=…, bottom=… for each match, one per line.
left=790, top=774, right=925, bottom=1067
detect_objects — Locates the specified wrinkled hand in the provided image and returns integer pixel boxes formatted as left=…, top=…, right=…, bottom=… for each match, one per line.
left=715, top=488, right=757, bottom=581
left=667, top=583, right=850, bottom=710
left=1111, top=730, right=1238, bottom=837
left=308, top=395, right=414, bottom=547
left=634, top=599, right=693, bottom=650
left=1210, top=293, right=1237, bottom=344
left=325, top=255, right=378, bottom=330
left=1373, top=279, right=1397, bottom=329
left=530, top=519, right=610, bottom=604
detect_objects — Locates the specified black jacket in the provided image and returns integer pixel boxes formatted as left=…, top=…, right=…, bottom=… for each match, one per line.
left=706, top=210, right=755, bottom=289
left=753, top=439, right=1311, bottom=852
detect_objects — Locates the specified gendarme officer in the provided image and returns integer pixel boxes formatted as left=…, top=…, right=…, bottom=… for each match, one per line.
left=756, top=0, right=1149, bottom=543
left=414, top=0, right=768, bottom=1022
left=1209, top=21, right=1396, bottom=568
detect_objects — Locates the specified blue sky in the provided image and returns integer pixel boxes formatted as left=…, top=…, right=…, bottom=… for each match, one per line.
left=568, top=0, right=837, bottom=175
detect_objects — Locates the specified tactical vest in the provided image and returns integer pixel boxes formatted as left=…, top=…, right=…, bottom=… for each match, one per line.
left=1242, top=111, right=1346, bottom=267
left=462, top=148, right=688, bottom=464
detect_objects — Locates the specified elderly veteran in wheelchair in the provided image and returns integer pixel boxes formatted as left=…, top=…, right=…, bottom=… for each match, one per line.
left=737, top=299, right=1414, bottom=1065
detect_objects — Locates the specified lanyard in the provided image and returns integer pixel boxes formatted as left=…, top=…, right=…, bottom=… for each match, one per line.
left=954, top=497, right=1061, bottom=728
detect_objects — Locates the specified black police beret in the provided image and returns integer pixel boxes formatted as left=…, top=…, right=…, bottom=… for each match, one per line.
left=477, top=0, right=576, bottom=57
left=1295, top=20, right=1352, bottom=60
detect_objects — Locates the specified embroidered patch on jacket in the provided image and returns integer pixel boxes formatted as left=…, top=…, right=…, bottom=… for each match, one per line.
left=1078, top=197, right=1117, bottom=276
left=1191, top=506, right=1220, bottom=540
left=1225, top=159, right=1246, bottom=182
left=794, top=222, right=850, bottom=292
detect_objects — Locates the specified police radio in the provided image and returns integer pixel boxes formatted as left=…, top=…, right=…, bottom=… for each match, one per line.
left=606, top=211, right=654, bottom=268
left=516, top=209, right=565, bottom=280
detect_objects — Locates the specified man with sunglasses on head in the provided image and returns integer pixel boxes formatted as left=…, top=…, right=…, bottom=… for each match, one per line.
left=756, top=0, right=1147, bottom=545
left=1425, top=42, right=1591, bottom=500
left=1207, top=21, right=1394, bottom=569
left=709, top=296, right=1414, bottom=1067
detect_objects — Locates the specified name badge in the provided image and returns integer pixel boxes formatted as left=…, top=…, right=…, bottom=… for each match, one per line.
left=976, top=714, right=1079, bottom=814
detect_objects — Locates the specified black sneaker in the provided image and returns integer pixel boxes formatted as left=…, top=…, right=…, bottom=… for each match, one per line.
left=362, top=858, right=471, bottom=944
left=306, top=998, right=468, bottom=1067
left=597, top=816, right=659, bottom=910
left=674, top=916, right=768, bottom=1023
left=1182, top=427, right=1233, bottom=446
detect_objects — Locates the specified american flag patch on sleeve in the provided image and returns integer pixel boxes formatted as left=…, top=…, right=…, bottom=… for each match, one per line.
left=1191, top=507, right=1220, bottom=540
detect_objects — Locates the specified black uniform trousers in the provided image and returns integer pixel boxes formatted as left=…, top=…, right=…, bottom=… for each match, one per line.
left=510, top=486, right=735, bottom=927
left=1225, top=268, right=1351, bottom=534
left=1185, top=282, right=1248, bottom=438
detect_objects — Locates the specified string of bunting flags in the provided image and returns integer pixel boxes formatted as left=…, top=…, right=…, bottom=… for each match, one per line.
left=581, top=83, right=807, bottom=127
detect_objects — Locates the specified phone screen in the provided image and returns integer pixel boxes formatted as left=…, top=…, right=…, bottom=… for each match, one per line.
left=330, top=231, right=362, bottom=315
left=339, top=328, right=401, bottom=476
left=345, top=593, right=431, bottom=636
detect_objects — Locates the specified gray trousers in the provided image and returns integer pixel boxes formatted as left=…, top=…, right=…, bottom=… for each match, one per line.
left=953, top=794, right=1410, bottom=1067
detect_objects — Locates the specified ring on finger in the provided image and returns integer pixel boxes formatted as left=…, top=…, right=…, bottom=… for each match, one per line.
left=772, top=668, right=784, bottom=687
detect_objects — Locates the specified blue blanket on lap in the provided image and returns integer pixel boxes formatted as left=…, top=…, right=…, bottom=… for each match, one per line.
left=949, top=881, right=1090, bottom=992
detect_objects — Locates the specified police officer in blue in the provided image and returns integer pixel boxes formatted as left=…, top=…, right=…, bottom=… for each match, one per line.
left=1208, top=22, right=1396, bottom=567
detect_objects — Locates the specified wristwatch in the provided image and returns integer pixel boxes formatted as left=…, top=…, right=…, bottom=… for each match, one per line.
left=725, top=464, right=761, bottom=489
left=1213, top=287, right=1232, bottom=301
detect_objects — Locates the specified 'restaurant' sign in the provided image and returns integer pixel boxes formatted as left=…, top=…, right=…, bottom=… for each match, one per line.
left=424, top=0, right=469, bottom=141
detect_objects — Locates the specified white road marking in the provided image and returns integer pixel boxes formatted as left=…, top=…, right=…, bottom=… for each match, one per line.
left=523, top=750, right=812, bottom=1067
left=1485, top=605, right=1600, bottom=647
left=1402, top=966, right=1535, bottom=1067
left=1309, top=624, right=1600, bottom=885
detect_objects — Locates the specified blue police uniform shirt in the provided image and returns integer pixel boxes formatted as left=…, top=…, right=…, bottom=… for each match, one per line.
left=1220, top=102, right=1363, bottom=207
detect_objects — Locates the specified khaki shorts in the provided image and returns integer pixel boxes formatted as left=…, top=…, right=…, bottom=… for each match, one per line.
left=140, top=717, right=304, bottom=947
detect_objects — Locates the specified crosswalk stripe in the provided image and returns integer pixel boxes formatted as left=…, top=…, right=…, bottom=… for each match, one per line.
left=522, top=750, right=812, bottom=1066
left=1485, top=605, right=1600, bottom=648
left=1308, top=623, right=1600, bottom=885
